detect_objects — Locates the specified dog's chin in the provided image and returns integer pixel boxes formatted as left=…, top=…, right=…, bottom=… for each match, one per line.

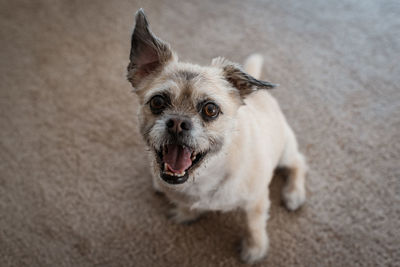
left=154, top=144, right=208, bottom=185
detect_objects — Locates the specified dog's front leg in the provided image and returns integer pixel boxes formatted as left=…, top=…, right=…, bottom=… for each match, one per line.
left=241, top=196, right=270, bottom=264
left=168, top=205, right=204, bottom=224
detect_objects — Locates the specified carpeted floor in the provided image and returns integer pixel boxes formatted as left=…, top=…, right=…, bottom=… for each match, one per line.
left=1, top=0, right=399, bottom=266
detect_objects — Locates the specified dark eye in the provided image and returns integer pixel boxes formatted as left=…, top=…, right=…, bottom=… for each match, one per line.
left=202, top=102, right=219, bottom=118
left=149, top=95, right=166, bottom=113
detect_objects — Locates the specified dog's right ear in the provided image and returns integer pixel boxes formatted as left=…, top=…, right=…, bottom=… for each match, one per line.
left=127, top=9, right=174, bottom=88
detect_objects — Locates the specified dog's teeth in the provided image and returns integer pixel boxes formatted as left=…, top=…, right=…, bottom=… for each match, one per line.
left=163, top=162, right=186, bottom=177
left=165, top=170, right=174, bottom=176
left=176, top=171, right=185, bottom=177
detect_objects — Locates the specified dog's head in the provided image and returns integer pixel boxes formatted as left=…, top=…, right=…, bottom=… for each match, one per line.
left=127, top=9, right=276, bottom=185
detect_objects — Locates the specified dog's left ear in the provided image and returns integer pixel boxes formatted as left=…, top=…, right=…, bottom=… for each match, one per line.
left=127, top=9, right=174, bottom=88
left=212, top=57, right=277, bottom=97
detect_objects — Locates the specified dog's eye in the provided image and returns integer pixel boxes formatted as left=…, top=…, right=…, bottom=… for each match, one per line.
left=202, top=102, right=219, bottom=118
left=150, top=95, right=166, bottom=113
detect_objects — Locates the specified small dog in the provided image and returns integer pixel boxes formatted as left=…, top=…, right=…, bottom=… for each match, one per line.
left=127, top=9, right=307, bottom=264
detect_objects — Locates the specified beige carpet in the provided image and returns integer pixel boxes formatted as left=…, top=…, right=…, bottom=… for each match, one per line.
left=1, top=0, right=399, bottom=266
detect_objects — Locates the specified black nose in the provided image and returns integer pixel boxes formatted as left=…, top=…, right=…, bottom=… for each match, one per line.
left=166, top=117, right=192, bottom=134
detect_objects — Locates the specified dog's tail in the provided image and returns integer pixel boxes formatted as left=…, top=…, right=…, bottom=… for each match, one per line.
left=244, top=53, right=264, bottom=79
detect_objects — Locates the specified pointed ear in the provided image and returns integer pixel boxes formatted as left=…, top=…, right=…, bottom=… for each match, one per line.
left=212, top=57, right=277, bottom=97
left=127, top=9, right=174, bottom=88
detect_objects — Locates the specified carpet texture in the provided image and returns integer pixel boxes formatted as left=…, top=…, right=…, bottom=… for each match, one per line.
left=1, top=0, right=399, bottom=266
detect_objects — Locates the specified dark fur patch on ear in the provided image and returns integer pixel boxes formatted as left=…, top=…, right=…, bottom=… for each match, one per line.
left=127, top=9, right=173, bottom=87
left=222, top=64, right=277, bottom=97
left=212, top=57, right=277, bottom=97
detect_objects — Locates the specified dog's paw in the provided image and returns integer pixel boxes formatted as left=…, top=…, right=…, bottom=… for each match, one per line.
left=282, top=185, right=306, bottom=211
left=240, top=239, right=268, bottom=264
left=167, top=207, right=201, bottom=225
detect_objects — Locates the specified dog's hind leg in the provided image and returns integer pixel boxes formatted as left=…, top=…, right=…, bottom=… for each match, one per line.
left=279, top=128, right=307, bottom=211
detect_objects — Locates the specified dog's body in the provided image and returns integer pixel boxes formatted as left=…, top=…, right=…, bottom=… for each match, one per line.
left=128, top=9, right=307, bottom=264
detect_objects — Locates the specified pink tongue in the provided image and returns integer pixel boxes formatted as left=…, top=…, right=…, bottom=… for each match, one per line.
left=164, top=144, right=192, bottom=173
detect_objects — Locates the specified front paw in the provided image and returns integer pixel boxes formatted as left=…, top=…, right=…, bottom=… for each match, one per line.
left=240, top=238, right=268, bottom=264
left=167, top=207, right=201, bottom=225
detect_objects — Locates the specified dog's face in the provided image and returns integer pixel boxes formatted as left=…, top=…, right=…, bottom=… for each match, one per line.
left=127, top=10, right=276, bottom=185
left=134, top=64, right=240, bottom=184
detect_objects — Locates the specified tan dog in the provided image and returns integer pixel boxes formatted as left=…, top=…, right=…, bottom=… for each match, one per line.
left=127, top=9, right=307, bottom=264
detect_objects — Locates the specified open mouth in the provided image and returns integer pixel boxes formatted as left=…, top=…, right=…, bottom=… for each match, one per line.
left=156, top=144, right=206, bottom=184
